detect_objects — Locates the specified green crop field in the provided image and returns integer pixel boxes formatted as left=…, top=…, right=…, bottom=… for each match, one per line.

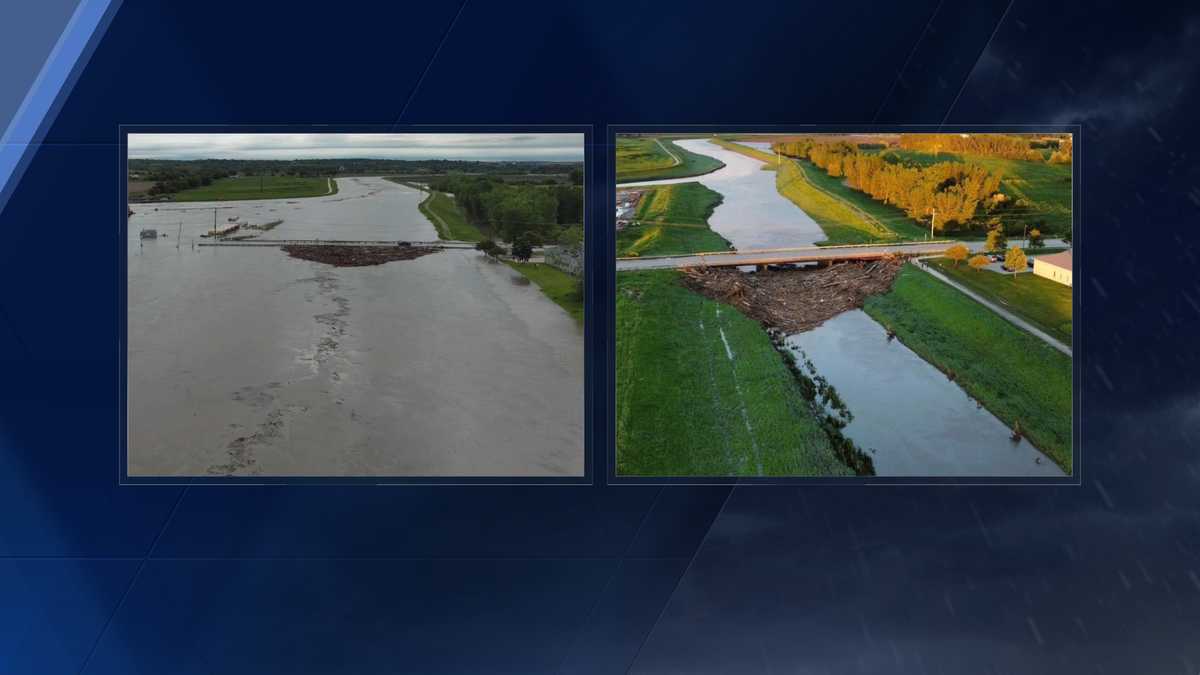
left=617, top=182, right=730, bottom=256
left=863, top=264, right=1072, bottom=472
left=776, top=160, right=899, bottom=245
left=882, top=149, right=1073, bottom=233
left=616, top=270, right=851, bottom=477
left=928, top=256, right=1072, bottom=345
left=171, top=175, right=336, bottom=201
left=616, top=137, right=725, bottom=183
left=506, top=262, right=583, bottom=325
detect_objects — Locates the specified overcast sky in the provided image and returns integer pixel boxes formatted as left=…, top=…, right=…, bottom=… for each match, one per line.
left=127, top=133, right=585, bottom=161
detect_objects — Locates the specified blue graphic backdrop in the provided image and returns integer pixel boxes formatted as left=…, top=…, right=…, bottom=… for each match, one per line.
left=1, top=1, right=1197, bottom=673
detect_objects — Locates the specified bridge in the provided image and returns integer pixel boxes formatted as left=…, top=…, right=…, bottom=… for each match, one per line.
left=197, top=238, right=479, bottom=249
left=615, top=241, right=960, bottom=271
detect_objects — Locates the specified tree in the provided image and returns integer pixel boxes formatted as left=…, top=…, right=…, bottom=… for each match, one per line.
left=969, top=254, right=989, bottom=271
left=1062, top=229, right=1072, bottom=245
left=985, top=223, right=1007, bottom=252
left=1028, top=227, right=1044, bottom=249
left=945, top=243, right=969, bottom=266
left=511, top=234, right=535, bottom=262
left=475, top=239, right=500, bottom=256
left=1004, top=246, right=1027, bottom=279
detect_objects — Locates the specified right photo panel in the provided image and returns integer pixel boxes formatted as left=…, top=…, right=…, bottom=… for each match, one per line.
left=615, top=132, right=1074, bottom=479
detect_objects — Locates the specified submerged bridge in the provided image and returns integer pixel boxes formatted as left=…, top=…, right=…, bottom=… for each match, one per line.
left=615, top=241, right=959, bottom=271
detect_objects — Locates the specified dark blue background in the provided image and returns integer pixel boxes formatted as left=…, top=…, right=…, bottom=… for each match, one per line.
left=1, top=1, right=1198, bottom=673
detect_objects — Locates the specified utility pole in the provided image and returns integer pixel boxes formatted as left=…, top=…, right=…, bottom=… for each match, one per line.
left=930, top=207, right=936, bottom=240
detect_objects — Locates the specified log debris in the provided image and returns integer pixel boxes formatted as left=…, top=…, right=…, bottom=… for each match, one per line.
left=679, top=257, right=905, bottom=333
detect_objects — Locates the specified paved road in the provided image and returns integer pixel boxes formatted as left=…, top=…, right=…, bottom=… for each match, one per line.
left=615, top=241, right=958, bottom=271
left=913, top=258, right=1072, bottom=356
left=615, top=238, right=1070, bottom=271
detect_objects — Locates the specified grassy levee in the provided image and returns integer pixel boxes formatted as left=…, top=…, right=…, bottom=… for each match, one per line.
left=616, top=137, right=725, bottom=183
left=793, top=158, right=932, bottom=240
left=419, top=190, right=483, bottom=242
left=172, top=175, right=336, bottom=201
left=711, top=138, right=779, bottom=167
left=505, top=262, right=583, bottom=324
left=776, top=160, right=898, bottom=245
left=928, top=256, right=1072, bottom=345
left=883, top=149, right=1073, bottom=233
left=617, top=182, right=730, bottom=256
left=863, top=264, right=1072, bottom=472
left=616, top=270, right=850, bottom=477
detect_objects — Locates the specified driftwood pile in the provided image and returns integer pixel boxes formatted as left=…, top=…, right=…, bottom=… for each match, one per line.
left=680, top=257, right=905, bottom=333
left=282, top=244, right=439, bottom=267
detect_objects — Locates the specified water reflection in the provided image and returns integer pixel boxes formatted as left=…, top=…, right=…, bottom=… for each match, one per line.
left=785, top=310, right=1064, bottom=477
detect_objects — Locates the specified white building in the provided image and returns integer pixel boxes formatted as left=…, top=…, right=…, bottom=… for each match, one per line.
left=1032, top=250, right=1072, bottom=286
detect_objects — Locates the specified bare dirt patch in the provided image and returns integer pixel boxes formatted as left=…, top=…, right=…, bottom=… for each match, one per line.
left=282, top=244, right=440, bottom=267
left=680, top=257, right=906, bottom=333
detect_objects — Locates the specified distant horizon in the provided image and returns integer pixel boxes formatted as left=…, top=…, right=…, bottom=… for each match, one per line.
left=127, top=133, right=585, bottom=161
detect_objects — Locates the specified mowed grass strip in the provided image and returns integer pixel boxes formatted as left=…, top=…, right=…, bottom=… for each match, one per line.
left=616, top=137, right=725, bottom=183
left=419, top=189, right=483, bottom=242
left=776, top=160, right=896, bottom=245
left=616, top=270, right=850, bottom=477
left=711, top=138, right=779, bottom=167
left=505, top=262, right=583, bottom=324
left=172, top=175, right=335, bottom=201
left=793, top=158, right=932, bottom=240
left=928, top=256, right=1072, bottom=345
left=862, top=264, right=1072, bottom=472
left=617, top=182, right=730, bottom=256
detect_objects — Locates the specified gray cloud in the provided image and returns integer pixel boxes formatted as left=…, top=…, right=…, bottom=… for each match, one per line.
left=127, top=133, right=585, bottom=161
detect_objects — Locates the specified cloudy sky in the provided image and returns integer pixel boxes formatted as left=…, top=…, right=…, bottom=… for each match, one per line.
left=127, top=133, right=585, bottom=161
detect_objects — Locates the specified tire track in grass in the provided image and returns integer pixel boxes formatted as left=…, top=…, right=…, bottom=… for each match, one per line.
left=716, top=306, right=764, bottom=476
left=697, top=307, right=737, bottom=474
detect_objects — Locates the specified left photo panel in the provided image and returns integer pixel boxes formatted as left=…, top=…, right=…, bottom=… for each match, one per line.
left=125, top=132, right=586, bottom=479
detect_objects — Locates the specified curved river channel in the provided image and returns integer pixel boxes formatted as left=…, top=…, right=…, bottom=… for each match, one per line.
left=128, top=177, right=583, bottom=477
left=621, top=138, right=825, bottom=250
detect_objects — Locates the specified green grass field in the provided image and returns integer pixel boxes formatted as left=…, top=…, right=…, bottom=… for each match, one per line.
left=616, top=137, right=725, bottom=183
left=863, top=264, right=1072, bottom=472
left=171, top=175, right=336, bottom=201
left=616, top=270, right=851, bottom=477
left=419, top=189, right=484, bottom=242
left=617, top=182, right=730, bottom=256
left=505, top=262, right=583, bottom=325
left=776, top=160, right=899, bottom=245
left=883, top=149, right=1073, bottom=233
left=928, top=256, right=1073, bottom=345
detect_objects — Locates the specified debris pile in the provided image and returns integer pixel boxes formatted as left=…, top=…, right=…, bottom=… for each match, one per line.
left=680, top=256, right=905, bottom=333
left=281, top=244, right=439, bottom=267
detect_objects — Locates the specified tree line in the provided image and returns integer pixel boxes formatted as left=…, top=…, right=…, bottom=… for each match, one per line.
left=774, top=140, right=1003, bottom=231
left=428, top=175, right=584, bottom=245
left=129, top=158, right=583, bottom=181
left=896, top=133, right=1071, bottom=163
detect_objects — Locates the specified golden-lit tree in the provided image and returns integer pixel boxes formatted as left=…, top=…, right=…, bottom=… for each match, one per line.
left=969, top=254, right=989, bottom=271
left=1005, top=246, right=1027, bottom=279
left=945, top=243, right=970, bottom=266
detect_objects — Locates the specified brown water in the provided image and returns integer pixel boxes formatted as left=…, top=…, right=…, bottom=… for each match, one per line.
left=128, top=177, right=583, bottom=477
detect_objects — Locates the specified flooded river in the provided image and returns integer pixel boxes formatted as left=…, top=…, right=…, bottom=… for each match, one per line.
left=128, top=177, right=583, bottom=477
left=786, top=310, right=1064, bottom=477
left=621, top=139, right=825, bottom=250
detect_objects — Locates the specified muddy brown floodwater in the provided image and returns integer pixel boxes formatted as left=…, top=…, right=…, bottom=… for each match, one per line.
left=128, top=177, right=583, bottom=477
